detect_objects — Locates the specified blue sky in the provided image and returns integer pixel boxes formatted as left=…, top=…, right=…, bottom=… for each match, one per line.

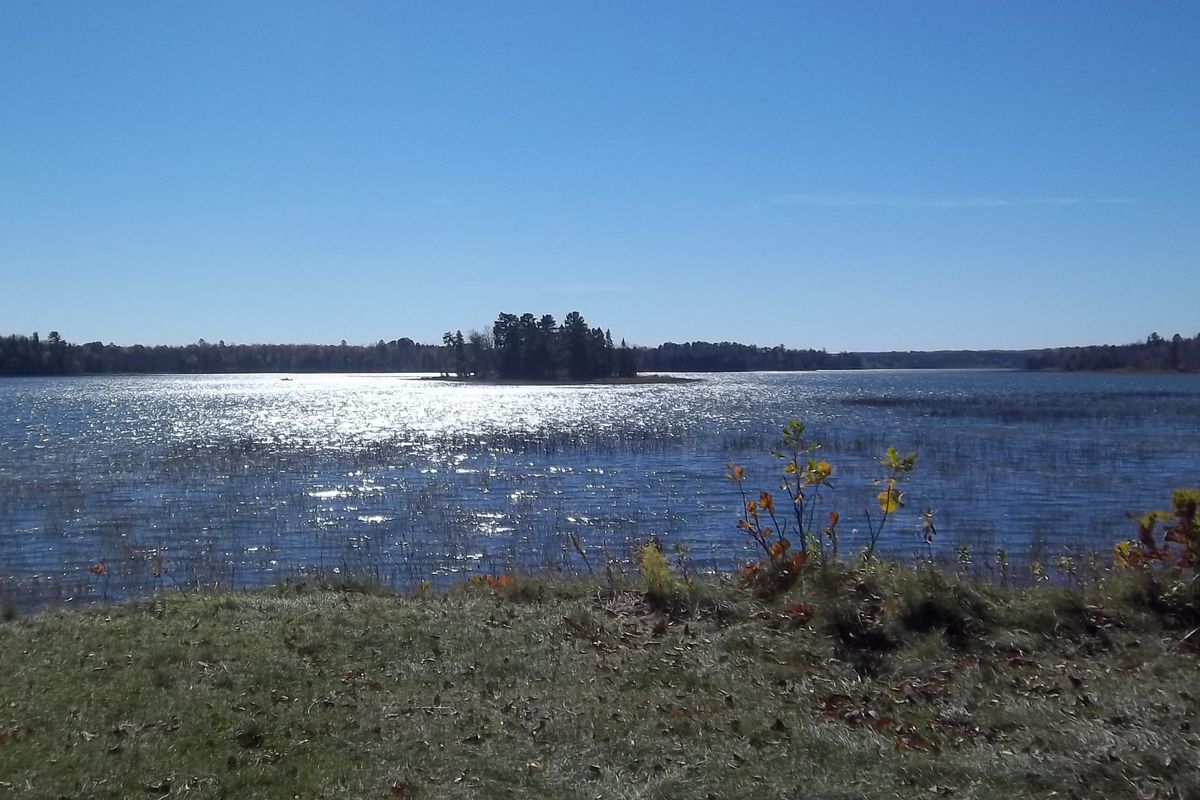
left=2, top=1, right=1197, bottom=351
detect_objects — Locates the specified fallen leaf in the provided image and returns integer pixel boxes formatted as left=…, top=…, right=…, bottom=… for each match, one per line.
left=389, top=779, right=417, bottom=798
left=895, top=730, right=936, bottom=752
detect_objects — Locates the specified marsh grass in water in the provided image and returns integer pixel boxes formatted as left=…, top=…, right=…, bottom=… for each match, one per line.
left=4, top=371, right=1200, bottom=609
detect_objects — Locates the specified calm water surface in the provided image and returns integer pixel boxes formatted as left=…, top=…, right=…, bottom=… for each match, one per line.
left=2, top=371, right=1198, bottom=604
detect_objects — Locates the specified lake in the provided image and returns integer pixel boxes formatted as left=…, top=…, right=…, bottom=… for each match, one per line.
left=2, top=370, right=1198, bottom=605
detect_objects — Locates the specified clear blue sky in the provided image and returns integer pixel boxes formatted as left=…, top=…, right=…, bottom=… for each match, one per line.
left=2, top=1, right=1197, bottom=351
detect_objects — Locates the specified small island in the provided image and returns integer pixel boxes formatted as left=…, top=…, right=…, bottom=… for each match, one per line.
left=421, top=374, right=698, bottom=386
left=436, top=311, right=644, bottom=382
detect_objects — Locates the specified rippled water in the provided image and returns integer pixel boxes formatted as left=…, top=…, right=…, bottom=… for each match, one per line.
left=2, top=370, right=1198, bottom=604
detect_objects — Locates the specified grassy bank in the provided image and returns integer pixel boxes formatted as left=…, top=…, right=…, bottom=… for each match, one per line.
left=1, top=566, right=1198, bottom=799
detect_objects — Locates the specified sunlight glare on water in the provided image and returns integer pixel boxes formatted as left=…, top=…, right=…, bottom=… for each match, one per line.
left=2, top=370, right=1199, bottom=606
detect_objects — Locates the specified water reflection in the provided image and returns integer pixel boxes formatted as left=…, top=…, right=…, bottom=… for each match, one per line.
left=2, top=371, right=1199, bottom=606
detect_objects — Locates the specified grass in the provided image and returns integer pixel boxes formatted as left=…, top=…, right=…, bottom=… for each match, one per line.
left=1, top=567, right=1198, bottom=799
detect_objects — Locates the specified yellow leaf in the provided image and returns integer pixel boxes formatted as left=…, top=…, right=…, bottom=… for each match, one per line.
left=877, top=485, right=903, bottom=514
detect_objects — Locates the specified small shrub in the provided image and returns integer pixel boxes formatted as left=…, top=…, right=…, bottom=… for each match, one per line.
left=726, top=419, right=920, bottom=598
left=1118, top=487, right=1200, bottom=570
left=638, top=542, right=677, bottom=601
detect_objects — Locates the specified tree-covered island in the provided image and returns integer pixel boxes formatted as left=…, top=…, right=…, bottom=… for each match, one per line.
left=438, top=311, right=639, bottom=382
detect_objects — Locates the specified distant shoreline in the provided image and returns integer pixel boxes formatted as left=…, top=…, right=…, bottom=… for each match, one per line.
left=419, top=374, right=701, bottom=386
left=2, top=331, right=1197, bottom=376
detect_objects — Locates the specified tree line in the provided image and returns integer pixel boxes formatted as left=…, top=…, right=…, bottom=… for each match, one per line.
left=634, top=341, right=860, bottom=372
left=1025, top=332, right=1200, bottom=372
left=443, top=311, right=637, bottom=380
left=0, top=332, right=445, bottom=376
left=4, top=327, right=1196, bottom=378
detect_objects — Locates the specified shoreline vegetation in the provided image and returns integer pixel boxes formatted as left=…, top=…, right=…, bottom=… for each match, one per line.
left=1, top=561, right=1197, bottom=799
left=2, top=325, right=1197, bottom=377
left=1, top=421, right=1197, bottom=796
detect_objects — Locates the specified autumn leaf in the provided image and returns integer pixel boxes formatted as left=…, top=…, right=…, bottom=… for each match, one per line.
left=895, top=729, right=935, bottom=752
left=768, top=539, right=790, bottom=560
left=806, top=458, right=833, bottom=483
left=389, top=780, right=418, bottom=798
left=1114, top=540, right=1143, bottom=568
left=877, top=485, right=903, bottom=514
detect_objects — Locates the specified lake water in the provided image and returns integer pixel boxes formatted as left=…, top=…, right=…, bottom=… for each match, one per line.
left=2, top=370, right=1198, bottom=605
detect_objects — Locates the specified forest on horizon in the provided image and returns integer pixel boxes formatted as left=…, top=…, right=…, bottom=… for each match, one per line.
left=1, top=327, right=1197, bottom=377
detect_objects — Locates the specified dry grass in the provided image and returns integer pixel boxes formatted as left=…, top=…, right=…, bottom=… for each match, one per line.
left=1, top=568, right=1198, bottom=799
